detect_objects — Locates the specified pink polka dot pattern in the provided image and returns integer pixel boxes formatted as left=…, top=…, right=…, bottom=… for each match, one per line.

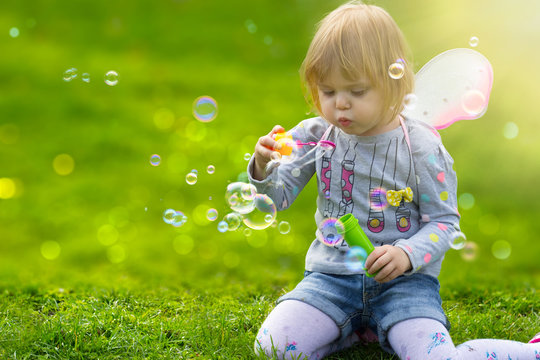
left=437, top=223, right=448, bottom=231
left=424, top=253, right=432, bottom=263
left=437, top=172, right=445, bottom=182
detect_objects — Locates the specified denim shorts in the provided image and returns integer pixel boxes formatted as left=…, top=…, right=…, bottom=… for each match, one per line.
left=277, top=271, right=450, bottom=354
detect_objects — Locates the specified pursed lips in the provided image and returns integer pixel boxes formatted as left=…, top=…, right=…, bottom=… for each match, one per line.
left=338, top=117, right=352, bottom=127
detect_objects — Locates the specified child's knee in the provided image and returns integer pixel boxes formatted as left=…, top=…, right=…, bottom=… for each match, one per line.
left=254, top=326, right=306, bottom=359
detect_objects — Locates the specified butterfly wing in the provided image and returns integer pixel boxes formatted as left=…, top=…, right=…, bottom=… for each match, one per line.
left=402, top=48, right=494, bottom=129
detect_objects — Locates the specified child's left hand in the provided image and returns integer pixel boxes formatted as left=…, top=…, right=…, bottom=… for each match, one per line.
left=364, top=245, right=412, bottom=283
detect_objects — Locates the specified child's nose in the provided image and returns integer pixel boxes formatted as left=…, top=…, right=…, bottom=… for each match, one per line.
left=336, top=93, right=350, bottom=109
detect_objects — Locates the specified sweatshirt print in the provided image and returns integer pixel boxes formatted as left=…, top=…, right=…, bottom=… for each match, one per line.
left=248, top=116, right=460, bottom=278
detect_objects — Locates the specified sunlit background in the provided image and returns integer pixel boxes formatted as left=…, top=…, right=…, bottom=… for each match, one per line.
left=1, top=0, right=539, bottom=290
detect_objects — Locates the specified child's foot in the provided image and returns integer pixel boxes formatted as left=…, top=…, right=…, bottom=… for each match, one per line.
left=529, top=332, right=540, bottom=344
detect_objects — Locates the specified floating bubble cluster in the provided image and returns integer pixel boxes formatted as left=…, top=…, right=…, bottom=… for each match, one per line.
left=225, top=182, right=257, bottom=214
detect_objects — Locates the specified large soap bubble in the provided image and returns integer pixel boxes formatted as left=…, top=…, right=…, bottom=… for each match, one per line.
left=225, top=182, right=257, bottom=214
left=242, top=194, right=276, bottom=230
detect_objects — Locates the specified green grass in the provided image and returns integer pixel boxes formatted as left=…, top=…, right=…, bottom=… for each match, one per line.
left=1, top=0, right=539, bottom=358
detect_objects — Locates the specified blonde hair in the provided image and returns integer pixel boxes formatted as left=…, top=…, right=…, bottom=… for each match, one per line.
left=300, top=1, right=414, bottom=124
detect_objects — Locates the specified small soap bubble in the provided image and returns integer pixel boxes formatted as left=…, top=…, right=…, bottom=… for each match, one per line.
left=316, top=218, right=345, bottom=247
left=244, top=153, right=251, bottom=161
left=186, top=171, right=198, bottom=185
left=224, top=212, right=243, bottom=231
left=469, top=36, right=479, bottom=47
left=491, top=240, right=511, bottom=260
left=503, top=122, right=519, bottom=139
left=241, top=183, right=257, bottom=201
left=388, top=62, right=405, bottom=80
left=225, top=182, right=256, bottom=214
left=171, top=211, right=187, bottom=227
left=243, top=228, right=252, bottom=237
left=150, top=154, right=161, bottom=166
left=163, top=209, right=176, bottom=224
left=450, top=231, right=467, bottom=250
left=63, top=68, right=78, bottom=82
left=206, top=208, right=218, bottom=221
left=192, top=96, right=218, bottom=122
left=217, top=220, right=228, bottom=233
left=242, top=194, right=277, bottom=230
left=403, top=93, right=417, bottom=110
left=207, top=165, right=215, bottom=174
left=278, top=221, right=291, bottom=234
left=345, top=247, right=368, bottom=272
left=462, top=89, right=486, bottom=115
left=369, top=187, right=388, bottom=211
left=104, top=70, right=119, bottom=86
left=461, top=241, right=478, bottom=261
left=9, top=27, right=20, bottom=38
left=82, top=73, right=90, bottom=83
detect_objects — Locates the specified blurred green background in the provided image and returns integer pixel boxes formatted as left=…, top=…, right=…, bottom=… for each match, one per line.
left=0, top=0, right=539, bottom=292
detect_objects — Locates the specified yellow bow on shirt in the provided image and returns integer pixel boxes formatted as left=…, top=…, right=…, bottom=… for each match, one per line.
left=386, top=187, right=413, bottom=207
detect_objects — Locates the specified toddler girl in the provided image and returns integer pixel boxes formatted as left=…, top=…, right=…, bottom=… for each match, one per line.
left=249, top=1, right=540, bottom=359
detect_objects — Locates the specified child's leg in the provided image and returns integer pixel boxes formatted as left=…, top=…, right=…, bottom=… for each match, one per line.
left=388, top=317, right=540, bottom=360
left=254, top=299, right=341, bottom=359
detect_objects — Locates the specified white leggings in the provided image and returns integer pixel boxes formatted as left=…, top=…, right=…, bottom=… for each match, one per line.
left=255, top=300, right=540, bottom=360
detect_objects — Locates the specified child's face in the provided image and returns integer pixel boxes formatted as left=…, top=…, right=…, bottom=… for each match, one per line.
left=317, top=67, right=397, bottom=136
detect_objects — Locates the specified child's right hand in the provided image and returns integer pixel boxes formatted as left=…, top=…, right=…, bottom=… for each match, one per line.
left=252, top=125, right=285, bottom=180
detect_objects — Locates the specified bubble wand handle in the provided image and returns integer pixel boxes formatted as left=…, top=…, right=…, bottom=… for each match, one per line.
left=337, top=213, right=376, bottom=277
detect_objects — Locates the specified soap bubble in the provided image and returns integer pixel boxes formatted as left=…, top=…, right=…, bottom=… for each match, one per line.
left=192, top=96, right=218, bottom=122
left=403, top=94, right=417, bottom=110
left=82, top=73, right=90, bottom=83
left=244, top=153, right=251, bottom=161
left=104, top=71, right=119, bottom=86
left=104, top=70, right=119, bottom=86
left=206, top=208, right=218, bottom=221
left=224, top=212, right=242, bottom=231
left=278, top=221, right=291, bottom=234
left=150, top=154, right=161, bottom=166
left=316, top=218, right=344, bottom=247
left=242, top=194, right=276, bottom=230
left=207, top=165, right=215, bottom=174
left=449, top=231, right=467, bottom=250
left=491, top=240, right=511, bottom=260
left=469, top=36, right=479, bottom=47
left=63, top=68, right=78, bottom=82
left=461, top=241, right=478, bottom=261
left=225, top=182, right=256, bottom=214
left=369, top=187, right=388, bottom=211
left=462, top=89, right=486, bottom=115
left=344, top=247, right=368, bottom=272
left=241, top=183, right=257, bottom=201
left=217, top=220, right=228, bottom=233
left=388, top=62, right=405, bottom=80
left=186, top=171, right=198, bottom=185
left=171, top=211, right=187, bottom=227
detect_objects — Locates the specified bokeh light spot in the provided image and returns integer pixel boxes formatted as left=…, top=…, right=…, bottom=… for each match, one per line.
left=491, top=240, right=511, bottom=260
left=53, top=154, right=75, bottom=176
left=41, top=241, right=61, bottom=260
